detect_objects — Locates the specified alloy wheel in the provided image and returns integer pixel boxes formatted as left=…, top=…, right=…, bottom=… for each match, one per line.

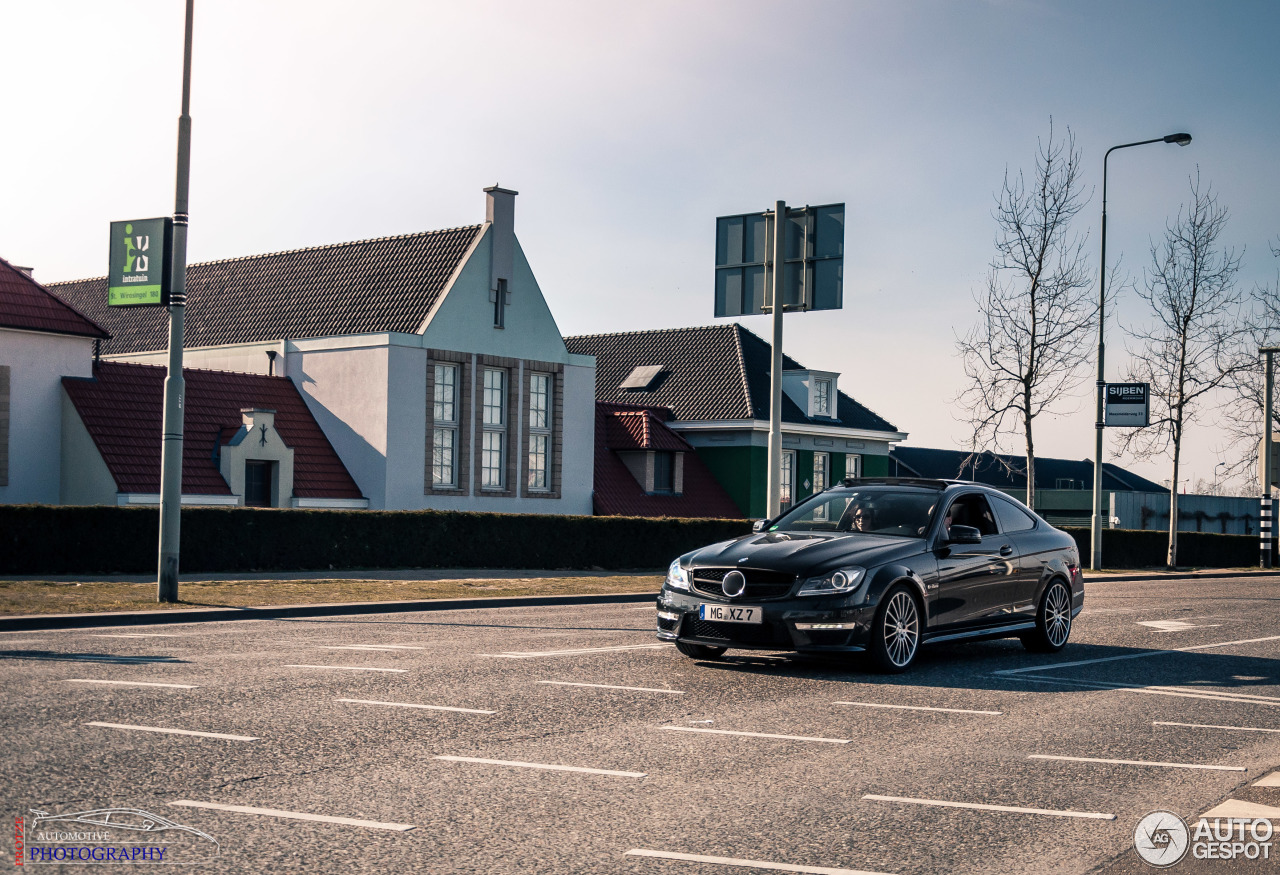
left=882, top=590, right=920, bottom=667
left=1045, top=583, right=1071, bottom=648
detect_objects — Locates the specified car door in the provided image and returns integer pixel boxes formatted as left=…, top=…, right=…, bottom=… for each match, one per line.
left=990, top=495, right=1053, bottom=620
left=928, top=492, right=1016, bottom=630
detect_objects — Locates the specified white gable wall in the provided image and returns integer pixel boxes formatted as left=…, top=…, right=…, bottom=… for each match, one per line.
left=0, top=328, right=95, bottom=504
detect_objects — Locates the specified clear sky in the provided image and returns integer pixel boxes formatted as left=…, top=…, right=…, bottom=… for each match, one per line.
left=5, top=0, right=1278, bottom=492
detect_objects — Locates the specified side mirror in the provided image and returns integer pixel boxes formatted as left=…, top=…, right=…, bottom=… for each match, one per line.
left=946, top=524, right=982, bottom=544
left=752, top=519, right=769, bottom=533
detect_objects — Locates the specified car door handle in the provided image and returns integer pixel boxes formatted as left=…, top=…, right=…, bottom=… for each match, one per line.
left=999, top=544, right=1013, bottom=557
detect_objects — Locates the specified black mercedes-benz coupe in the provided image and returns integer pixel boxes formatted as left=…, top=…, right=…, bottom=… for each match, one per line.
left=656, top=478, right=1082, bottom=672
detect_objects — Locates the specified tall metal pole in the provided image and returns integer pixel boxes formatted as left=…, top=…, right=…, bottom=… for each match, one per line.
left=158, top=0, right=194, bottom=603
left=766, top=200, right=786, bottom=519
left=1090, top=133, right=1191, bottom=570
left=1263, top=349, right=1275, bottom=568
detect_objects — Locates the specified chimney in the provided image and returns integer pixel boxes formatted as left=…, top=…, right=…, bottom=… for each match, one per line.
left=484, top=184, right=517, bottom=293
left=14, top=266, right=34, bottom=278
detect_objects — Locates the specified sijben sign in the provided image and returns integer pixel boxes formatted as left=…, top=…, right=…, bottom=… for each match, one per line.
left=1105, top=382, right=1150, bottom=427
left=107, top=217, right=172, bottom=307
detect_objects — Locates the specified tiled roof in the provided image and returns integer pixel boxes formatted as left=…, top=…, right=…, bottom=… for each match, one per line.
left=593, top=402, right=742, bottom=518
left=62, top=361, right=363, bottom=498
left=888, top=446, right=1168, bottom=493
left=47, top=226, right=483, bottom=356
left=599, top=401, right=692, bottom=452
left=565, top=323, right=899, bottom=433
left=0, top=257, right=109, bottom=339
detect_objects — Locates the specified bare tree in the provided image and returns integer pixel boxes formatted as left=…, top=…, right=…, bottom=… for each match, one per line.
left=956, top=121, right=1096, bottom=509
left=1218, top=238, right=1280, bottom=490
left=1113, top=173, right=1246, bottom=566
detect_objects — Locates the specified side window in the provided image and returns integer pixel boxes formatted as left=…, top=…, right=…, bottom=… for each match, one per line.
left=945, top=494, right=999, bottom=537
left=993, top=497, right=1037, bottom=533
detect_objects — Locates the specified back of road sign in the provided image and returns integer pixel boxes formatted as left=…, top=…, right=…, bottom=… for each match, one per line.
left=714, top=204, right=844, bottom=317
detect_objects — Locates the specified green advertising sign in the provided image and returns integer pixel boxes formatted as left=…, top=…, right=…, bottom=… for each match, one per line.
left=108, top=217, right=172, bottom=306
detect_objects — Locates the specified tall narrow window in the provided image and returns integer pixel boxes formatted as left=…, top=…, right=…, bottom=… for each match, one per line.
left=813, top=379, right=831, bottom=416
left=780, top=450, right=795, bottom=510
left=527, top=372, right=552, bottom=491
left=653, top=451, right=674, bottom=493
left=845, top=454, right=862, bottom=480
left=481, top=368, right=506, bottom=488
left=812, top=452, right=830, bottom=520
left=432, top=363, right=459, bottom=487
left=245, top=460, right=273, bottom=507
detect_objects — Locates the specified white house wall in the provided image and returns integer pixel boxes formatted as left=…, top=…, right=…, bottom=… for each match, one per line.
left=0, top=329, right=95, bottom=504
left=285, top=339, right=391, bottom=508
left=59, top=391, right=119, bottom=505
left=420, top=230, right=570, bottom=363
left=384, top=343, right=429, bottom=510
left=107, top=339, right=284, bottom=375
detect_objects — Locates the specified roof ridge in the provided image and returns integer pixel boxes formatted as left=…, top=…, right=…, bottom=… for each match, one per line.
left=46, top=224, right=485, bottom=287
left=564, top=323, right=733, bottom=341
left=729, top=323, right=757, bottom=418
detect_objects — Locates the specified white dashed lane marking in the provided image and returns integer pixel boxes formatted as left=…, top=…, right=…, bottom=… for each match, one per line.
left=538, top=680, right=683, bottom=694
left=862, top=794, right=1115, bottom=820
left=169, top=800, right=414, bottom=831
left=434, top=756, right=645, bottom=778
left=86, top=722, right=257, bottom=741
left=1029, top=754, right=1244, bottom=772
left=662, top=726, right=849, bottom=744
left=64, top=679, right=197, bottom=689
left=625, top=848, right=892, bottom=874
left=833, top=701, right=1000, bottom=716
left=1156, top=721, right=1280, bottom=734
left=283, top=664, right=407, bottom=673
left=484, top=643, right=670, bottom=658
left=337, top=698, right=495, bottom=714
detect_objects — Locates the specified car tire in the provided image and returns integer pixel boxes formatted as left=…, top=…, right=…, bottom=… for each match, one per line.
left=675, top=641, right=727, bottom=660
left=869, top=585, right=921, bottom=673
left=1020, top=579, right=1073, bottom=653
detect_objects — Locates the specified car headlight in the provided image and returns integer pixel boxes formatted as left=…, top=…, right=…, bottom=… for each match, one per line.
left=798, top=566, right=866, bottom=597
left=666, top=560, right=691, bottom=591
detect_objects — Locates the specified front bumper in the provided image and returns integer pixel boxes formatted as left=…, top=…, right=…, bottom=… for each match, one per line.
left=656, top=588, right=876, bottom=653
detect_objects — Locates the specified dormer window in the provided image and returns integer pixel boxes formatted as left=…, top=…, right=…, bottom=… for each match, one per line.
left=813, top=379, right=831, bottom=416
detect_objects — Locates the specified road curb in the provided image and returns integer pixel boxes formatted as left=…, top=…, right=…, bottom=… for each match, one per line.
left=0, top=591, right=659, bottom=632
left=1083, top=569, right=1278, bottom=583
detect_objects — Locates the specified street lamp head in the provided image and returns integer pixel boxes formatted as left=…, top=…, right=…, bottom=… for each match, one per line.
left=1163, top=132, right=1192, bottom=147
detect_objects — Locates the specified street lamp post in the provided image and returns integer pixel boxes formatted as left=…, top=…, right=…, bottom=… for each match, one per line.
left=1090, top=132, right=1191, bottom=571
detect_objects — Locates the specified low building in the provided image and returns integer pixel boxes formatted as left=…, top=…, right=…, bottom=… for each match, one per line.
left=49, top=187, right=595, bottom=514
left=888, top=446, right=1168, bottom=527
left=0, top=257, right=109, bottom=505
left=566, top=324, right=907, bottom=518
left=61, top=361, right=365, bottom=508
left=593, top=401, right=741, bottom=518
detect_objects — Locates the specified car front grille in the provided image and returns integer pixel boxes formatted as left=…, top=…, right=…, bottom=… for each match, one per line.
left=683, top=616, right=789, bottom=647
left=657, top=614, right=678, bottom=632
left=691, top=567, right=796, bottom=600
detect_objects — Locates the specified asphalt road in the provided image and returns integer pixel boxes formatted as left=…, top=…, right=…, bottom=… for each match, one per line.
left=2, top=576, right=1279, bottom=874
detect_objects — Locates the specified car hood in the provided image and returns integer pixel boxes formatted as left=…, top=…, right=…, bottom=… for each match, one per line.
left=688, top=531, right=923, bottom=575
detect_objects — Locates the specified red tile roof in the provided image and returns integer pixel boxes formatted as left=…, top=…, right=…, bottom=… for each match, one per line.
left=48, top=227, right=482, bottom=356
left=62, top=361, right=362, bottom=499
left=593, top=402, right=742, bottom=518
left=0, top=257, right=109, bottom=339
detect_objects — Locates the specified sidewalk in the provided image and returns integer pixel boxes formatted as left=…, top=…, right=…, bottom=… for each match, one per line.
left=0, top=567, right=1274, bottom=632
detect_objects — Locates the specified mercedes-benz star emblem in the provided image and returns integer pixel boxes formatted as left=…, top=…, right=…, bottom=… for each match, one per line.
left=722, top=570, right=747, bottom=598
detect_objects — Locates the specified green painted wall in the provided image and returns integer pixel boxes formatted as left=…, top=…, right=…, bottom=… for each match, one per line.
left=694, top=446, right=893, bottom=518
left=863, top=454, right=889, bottom=477
left=696, top=445, right=767, bottom=517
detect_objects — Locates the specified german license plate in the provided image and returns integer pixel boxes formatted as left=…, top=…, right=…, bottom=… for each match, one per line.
left=699, top=604, right=762, bottom=624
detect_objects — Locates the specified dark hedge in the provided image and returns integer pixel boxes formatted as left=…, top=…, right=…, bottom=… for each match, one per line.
left=1061, top=527, right=1274, bottom=569
left=0, top=505, right=753, bottom=575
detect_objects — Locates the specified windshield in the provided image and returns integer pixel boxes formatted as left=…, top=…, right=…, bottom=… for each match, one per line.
left=770, top=488, right=940, bottom=538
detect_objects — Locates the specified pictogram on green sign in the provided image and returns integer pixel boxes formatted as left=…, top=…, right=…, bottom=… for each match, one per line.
left=108, top=217, right=172, bottom=306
